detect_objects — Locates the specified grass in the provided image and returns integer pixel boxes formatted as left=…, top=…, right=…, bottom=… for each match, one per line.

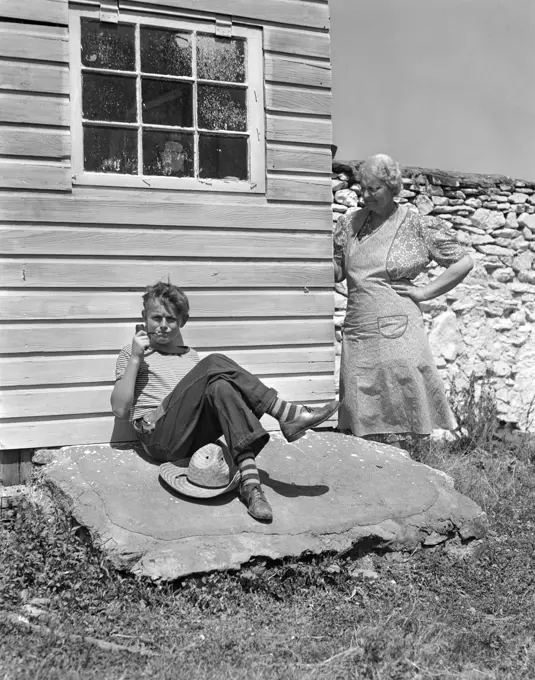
left=1, top=379, right=535, bottom=679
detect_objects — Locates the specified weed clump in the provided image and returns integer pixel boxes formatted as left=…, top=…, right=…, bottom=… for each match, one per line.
left=0, top=501, right=167, bottom=615
left=412, top=371, right=535, bottom=524
left=448, top=372, right=500, bottom=454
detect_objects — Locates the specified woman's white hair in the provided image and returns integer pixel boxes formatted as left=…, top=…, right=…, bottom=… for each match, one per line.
left=358, top=154, right=403, bottom=196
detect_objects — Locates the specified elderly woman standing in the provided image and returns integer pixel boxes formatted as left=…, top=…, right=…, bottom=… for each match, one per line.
left=333, top=154, right=474, bottom=449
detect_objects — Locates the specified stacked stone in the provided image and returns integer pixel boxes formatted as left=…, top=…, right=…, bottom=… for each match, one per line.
left=331, top=161, right=535, bottom=431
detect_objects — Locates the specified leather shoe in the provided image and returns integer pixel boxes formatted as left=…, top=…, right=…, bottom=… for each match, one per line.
left=240, top=484, right=273, bottom=522
left=280, top=400, right=340, bottom=443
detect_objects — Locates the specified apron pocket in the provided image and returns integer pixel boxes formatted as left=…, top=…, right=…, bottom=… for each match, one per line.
left=377, top=314, right=408, bottom=339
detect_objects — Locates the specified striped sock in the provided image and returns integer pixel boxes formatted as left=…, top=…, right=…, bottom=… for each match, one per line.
left=235, top=450, right=260, bottom=488
left=265, top=396, right=304, bottom=424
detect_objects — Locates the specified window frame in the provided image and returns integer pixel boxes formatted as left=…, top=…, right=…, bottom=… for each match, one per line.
left=69, top=7, right=266, bottom=193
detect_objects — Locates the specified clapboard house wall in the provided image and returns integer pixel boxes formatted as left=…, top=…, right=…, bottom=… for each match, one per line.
left=0, top=0, right=334, bottom=451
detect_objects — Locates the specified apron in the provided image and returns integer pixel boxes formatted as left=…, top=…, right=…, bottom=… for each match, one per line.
left=338, top=206, right=457, bottom=436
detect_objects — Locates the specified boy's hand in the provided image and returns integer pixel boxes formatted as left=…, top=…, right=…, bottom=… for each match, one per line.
left=132, top=329, right=150, bottom=358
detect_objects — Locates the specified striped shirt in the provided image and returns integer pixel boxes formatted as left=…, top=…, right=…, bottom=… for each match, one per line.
left=115, top=344, right=200, bottom=422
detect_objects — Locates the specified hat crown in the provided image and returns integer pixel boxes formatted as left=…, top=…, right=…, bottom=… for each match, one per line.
left=187, top=443, right=236, bottom=489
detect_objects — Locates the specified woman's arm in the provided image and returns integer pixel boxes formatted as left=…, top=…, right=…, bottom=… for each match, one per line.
left=392, top=254, right=474, bottom=303
left=333, top=257, right=345, bottom=283
left=333, top=209, right=365, bottom=283
left=110, top=332, right=149, bottom=418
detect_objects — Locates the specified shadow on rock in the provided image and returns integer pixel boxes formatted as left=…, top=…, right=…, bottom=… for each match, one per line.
left=113, top=442, right=161, bottom=466
left=259, top=470, right=329, bottom=498
left=158, top=477, right=236, bottom=507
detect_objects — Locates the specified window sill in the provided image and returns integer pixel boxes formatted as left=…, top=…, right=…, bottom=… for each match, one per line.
left=71, top=172, right=265, bottom=193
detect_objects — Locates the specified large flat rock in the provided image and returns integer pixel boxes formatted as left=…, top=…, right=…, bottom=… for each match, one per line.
left=34, top=432, right=486, bottom=580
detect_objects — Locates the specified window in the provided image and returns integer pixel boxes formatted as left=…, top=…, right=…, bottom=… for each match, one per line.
left=69, top=9, right=265, bottom=192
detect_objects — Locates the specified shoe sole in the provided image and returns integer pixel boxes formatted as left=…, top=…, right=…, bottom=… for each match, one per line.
left=239, top=493, right=273, bottom=523
left=246, top=508, right=273, bottom=523
left=285, top=402, right=340, bottom=443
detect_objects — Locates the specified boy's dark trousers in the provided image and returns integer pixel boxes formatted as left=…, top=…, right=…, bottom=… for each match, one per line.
left=133, top=354, right=277, bottom=463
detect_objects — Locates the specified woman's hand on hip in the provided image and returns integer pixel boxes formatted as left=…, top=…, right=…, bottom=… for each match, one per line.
left=392, top=255, right=474, bottom=303
left=391, top=278, right=425, bottom=303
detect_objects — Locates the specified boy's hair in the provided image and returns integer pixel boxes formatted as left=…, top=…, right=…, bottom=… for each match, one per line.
left=142, top=281, right=190, bottom=325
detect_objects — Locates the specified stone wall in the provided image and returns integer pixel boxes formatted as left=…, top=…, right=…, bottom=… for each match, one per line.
left=332, top=161, right=535, bottom=431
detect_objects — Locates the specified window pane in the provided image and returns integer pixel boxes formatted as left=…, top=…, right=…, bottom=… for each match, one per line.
left=143, top=131, right=194, bottom=177
left=142, top=78, right=193, bottom=126
left=81, top=19, right=135, bottom=71
left=199, top=134, right=248, bottom=180
left=198, top=85, right=246, bottom=132
left=197, top=35, right=245, bottom=83
left=84, top=125, right=138, bottom=174
left=141, top=27, right=192, bottom=76
left=83, top=73, right=136, bottom=122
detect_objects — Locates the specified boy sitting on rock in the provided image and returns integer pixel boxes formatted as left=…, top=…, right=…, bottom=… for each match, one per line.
left=111, top=281, right=339, bottom=523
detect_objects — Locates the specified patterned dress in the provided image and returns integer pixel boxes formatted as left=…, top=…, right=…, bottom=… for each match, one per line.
left=334, top=205, right=466, bottom=438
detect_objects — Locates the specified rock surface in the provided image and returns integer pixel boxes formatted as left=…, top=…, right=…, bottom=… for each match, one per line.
left=35, top=432, right=486, bottom=581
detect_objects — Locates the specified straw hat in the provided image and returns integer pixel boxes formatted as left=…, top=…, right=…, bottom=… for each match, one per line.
left=159, top=442, right=240, bottom=499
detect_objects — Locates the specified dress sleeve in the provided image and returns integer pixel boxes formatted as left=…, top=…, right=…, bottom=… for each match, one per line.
left=333, top=208, right=364, bottom=265
left=420, top=216, right=467, bottom=267
left=115, top=345, right=131, bottom=380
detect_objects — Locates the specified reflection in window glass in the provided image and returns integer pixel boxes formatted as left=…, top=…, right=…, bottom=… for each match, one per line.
left=197, top=35, right=245, bottom=82
left=199, top=134, right=248, bottom=180
left=81, top=19, right=135, bottom=71
left=141, top=27, right=192, bottom=76
left=143, top=131, right=194, bottom=177
left=84, top=125, right=138, bottom=173
left=198, top=85, right=246, bottom=131
left=83, top=73, right=137, bottom=122
left=142, top=79, right=193, bottom=126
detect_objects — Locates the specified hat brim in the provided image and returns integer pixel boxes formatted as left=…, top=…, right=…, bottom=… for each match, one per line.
left=159, top=460, right=241, bottom=499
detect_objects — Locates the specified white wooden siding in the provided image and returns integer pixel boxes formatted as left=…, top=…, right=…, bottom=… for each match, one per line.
left=0, top=227, right=332, bottom=258
left=3, top=375, right=336, bottom=420
left=0, top=320, right=334, bottom=353
left=0, top=0, right=68, bottom=24
left=1, top=260, right=332, bottom=288
left=1, top=347, right=335, bottom=387
left=0, top=128, right=70, bottom=158
left=0, top=92, right=69, bottom=126
left=0, top=160, right=71, bottom=190
left=0, top=22, right=69, bottom=62
left=267, top=144, right=332, bottom=174
left=0, top=22, right=70, bottom=193
left=128, top=0, right=329, bottom=29
left=0, top=61, right=69, bottom=94
left=0, top=409, right=332, bottom=450
left=263, top=26, right=330, bottom=59
left=0, top=0, right=334, bottom=450
left=0, top=194, right=332, bottom=228
left=265, top=86, right=332, bottom=117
